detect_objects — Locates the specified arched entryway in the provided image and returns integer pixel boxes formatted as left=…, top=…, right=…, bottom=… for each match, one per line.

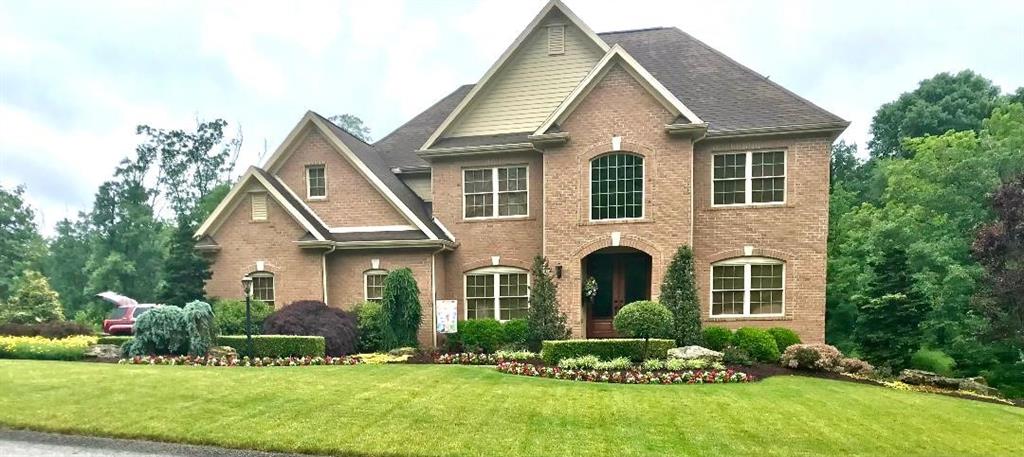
left=581, top=246, right=652, bottom=338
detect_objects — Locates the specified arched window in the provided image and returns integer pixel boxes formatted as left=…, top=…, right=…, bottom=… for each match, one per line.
left=464, top=267, right=529, bottom=321
left=364, top=269, right=388, bottom=302
left=590, top=153, right=644, bottom=220
left=248, top=272, right=275, bottom=306
left=710, top=258, right=784, bottom=317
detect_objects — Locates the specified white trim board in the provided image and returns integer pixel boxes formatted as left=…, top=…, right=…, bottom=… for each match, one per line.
left=534, top=44, right=703, bottom=136
left=419, top=0, right=609, bottom=151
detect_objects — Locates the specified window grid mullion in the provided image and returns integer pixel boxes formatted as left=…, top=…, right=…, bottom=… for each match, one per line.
left=493, top=273, right=501, bottom=320
left=744, top=152, right=752, bottom=204
left=743, top=264, right=751, bottom=315
left=491, top=168, right=499, bottom=218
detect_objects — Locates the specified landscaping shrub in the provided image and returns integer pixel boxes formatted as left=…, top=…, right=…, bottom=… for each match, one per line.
left=354, top=301, right=384, bottom=352
left=841, top=357, right=875, bottom=375
left=379, top=269, right=421, bottom=349
left=558, top=355, right=601, bottom=369
left=731, top=327, right=781, bottom=362
left=501, top=319, right=529, bottom=349
left=594, top=357, right=633, bottom=371
left=97, top=335, right=132, bottom=346
left=0, top=271, right=64, bottom=324
left=0, top=335, right=96, bottom=360
left=722, top=346, right=753, bottom=366
left=910, top=348, right=957, bottom=376
left=613, top=300, right=674, bottom=360
left=183, top=300, right=216, bottom=356
left=660, top=245, right=702, bottom=345
left=767, top=327, right=802, bottom=351
left=0, top=321, right=93, bottom=339
left=525, top=256, right=569, bottom=351
left=262, top=300, right=358, bottom=356
left=212, top=299, right=272, bottom=335
left=667, top=358, right=725, bottom=371
left=702, top=326, right=733, bottom=351
left=216, top=335, right=326, bottom=358
left=540, top=338, right=676, bottom=364
left=494, top=349, right=536, bottom=361
left=780, top=344, right=845, bottom=372
left=124, top=306, right=188, bottom=357
left=453, top=319, right=504, bottom=353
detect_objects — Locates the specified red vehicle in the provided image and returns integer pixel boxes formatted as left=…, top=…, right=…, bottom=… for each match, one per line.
left=98, top=292, right=158, bottom=335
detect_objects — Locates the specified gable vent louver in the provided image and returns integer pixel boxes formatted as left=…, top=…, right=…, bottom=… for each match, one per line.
left=251, top=193, right=268, bottom=221
left=547, top=24, right=565, bottom=55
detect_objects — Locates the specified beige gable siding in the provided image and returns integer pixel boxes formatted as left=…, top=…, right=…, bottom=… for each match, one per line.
left=400, top=175, right=432, bottom=202
left=447, top=12, right=604, bottom=138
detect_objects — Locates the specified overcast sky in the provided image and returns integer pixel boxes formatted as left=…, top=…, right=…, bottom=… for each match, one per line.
left=2, top=0, right=1022, bottom=235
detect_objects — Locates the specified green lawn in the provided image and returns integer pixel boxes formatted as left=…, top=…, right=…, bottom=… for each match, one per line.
left=0, top=360, right=1020, bottom=457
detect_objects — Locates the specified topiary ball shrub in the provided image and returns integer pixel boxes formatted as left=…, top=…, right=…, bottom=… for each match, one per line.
left=731, top=327, right=781, bottom=363
left=262, top=300, right=358, bottom=356
left=780, top=343, right=845, bottom=372
left=702, top=326, right=733, bottom=351
left=767, top=327, right=801, bottom=352
left=212, top=299, right=272, bottom=335
left=354, top=301, right=384, bottom=353
left=613, top=301, right=674, bottom=360
left=125, top=306, right=188, bottom=356
left=501, top=319, right=529, bottom=350
left=183, top=300, right=216, bottom=356
left=454, top=319, right=504, bottom=353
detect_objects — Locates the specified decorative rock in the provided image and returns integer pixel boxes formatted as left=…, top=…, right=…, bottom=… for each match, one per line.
left=668, top=346, right=723, bottom=361
left=84, top=344, right=121, bottom=361
left=208, top=345, right=238, bottom=359
left=898, top=369, right=961, bottom=389
left=958, top=379, right=1000, bottom=396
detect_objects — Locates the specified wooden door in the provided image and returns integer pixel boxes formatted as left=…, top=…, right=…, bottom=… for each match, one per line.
left=587, top=253, right=651, bottom=338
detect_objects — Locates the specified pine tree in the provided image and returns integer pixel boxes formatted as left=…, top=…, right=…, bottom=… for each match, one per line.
left=526, top=256, right=569, bottom=351
left=853, top=246, right=927, bottom=369
left=0, top=270, right=63, bottom=324
left=158, top=219, right=211, bottom=306
left=380, top=268, right=421, bottom=349
left=660, top=245, right=702, bottom=346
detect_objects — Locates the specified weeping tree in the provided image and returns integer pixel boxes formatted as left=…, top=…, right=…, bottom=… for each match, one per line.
left=380, top=268, right=421, bottom=349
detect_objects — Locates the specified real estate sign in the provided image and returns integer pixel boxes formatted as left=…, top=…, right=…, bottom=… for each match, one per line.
left=435, top=300, right=458, bottom=334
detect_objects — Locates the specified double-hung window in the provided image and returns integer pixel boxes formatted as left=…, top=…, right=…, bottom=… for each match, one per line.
left=711, top=259, right=784, bottom=317
left=306, top=165, right=326, bottom=199
left=249, top=273, right=275, bottom=307
left=713, top=151, right=785, bottom=205
left=463, top=166, right=527, bottom=218
left=364, top=270, right=387, bottom=302
left=465, top=268, right=529, bottom=320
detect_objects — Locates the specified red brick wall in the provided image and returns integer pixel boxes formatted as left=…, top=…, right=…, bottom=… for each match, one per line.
left=204, top=185, right=324, bottom=308
left=274, top=129, right=409, bottom=227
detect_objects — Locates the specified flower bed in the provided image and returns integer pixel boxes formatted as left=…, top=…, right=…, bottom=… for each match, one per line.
left=432, top=351, right=537, bottom=365
left=496, top=361, right=752, bottom=385
left=0, top=335, right=98, bottom=360
left=119, top=355, right=361, bottom=367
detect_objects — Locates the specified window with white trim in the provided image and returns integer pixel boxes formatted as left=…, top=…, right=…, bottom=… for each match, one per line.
left=249, top=273, right=275, bottom=306
left=306, top=165, right=326, bottom=199
left=465, top=267, right=529, bottom=320
left=590, top=153, right=644, bottom=220
left=713, top=151, right=786, bottom=205
left=250, top=193, right=268, bottom=221
left=463, top=166, right=527, bottom=219
left=364, top=270, right=387, bottom=302
left=711, top=258, right=784, bottom=317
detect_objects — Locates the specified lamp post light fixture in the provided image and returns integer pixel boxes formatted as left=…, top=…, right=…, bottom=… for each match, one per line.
left=241, top=276, right=254, bottom=358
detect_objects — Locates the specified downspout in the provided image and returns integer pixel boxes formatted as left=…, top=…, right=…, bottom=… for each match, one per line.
left=430, top=245, right=447, bottom=348
left=322, top=244, right=337, bottom=305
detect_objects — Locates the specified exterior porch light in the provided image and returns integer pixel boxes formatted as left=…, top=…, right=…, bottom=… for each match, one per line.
left=555, top=265, right=563, bottom=278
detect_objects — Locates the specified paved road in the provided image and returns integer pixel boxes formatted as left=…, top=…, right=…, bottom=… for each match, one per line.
left=0, top=428, right=321, bottom=457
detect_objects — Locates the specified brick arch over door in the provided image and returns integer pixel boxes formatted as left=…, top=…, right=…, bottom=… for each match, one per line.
left=569, top=233, right=666, bottom=301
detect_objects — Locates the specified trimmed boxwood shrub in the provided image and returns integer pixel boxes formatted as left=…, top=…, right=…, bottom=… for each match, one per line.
left=0, top=322, right=94, bottom=339
left=454, top=319, right=504, bottom=353
left=502, top=319, right=528, bottom=349
left=354, top=301, right=384, bottom=352
left=262, top=300, right=358, bottom=356
left=767, top=327, right=801, bottom=352
left=702, top=326, right=733, bottom=351
left=731, top=327, right=781, bottom=362
left=97, top=335, right=132, bottom=346
left=217, top=335, right=325, bottom=358
left=212, top=299, right=272, bottom=335
left=540, top=338, right=676, bottom=365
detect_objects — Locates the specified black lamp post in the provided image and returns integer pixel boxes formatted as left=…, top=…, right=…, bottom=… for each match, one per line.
left=241, top=276, right=254, bottom=358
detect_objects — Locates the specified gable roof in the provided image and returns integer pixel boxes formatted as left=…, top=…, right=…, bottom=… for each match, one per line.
left=419, top=0, right=608, bottom=151
left=374, top=84, right=473, bottom=171
left=533, top=44, right=704, bottom=136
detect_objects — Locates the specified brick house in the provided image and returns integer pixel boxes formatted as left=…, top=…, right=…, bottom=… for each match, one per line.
left=195, top=0, right=847, bottom=346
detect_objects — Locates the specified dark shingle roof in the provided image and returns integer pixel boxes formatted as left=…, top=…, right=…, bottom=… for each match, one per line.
left=374, top=85, right=473, bottom=170
left=600, top=27, right=846, bottom=133
left=253, top=167, right=331, bottom=240
left=430, top=132, right=532, bottom=150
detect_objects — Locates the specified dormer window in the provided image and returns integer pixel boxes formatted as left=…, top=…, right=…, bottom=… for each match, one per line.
left=306, top=165, right=326, bottom=199
left=547, top=24, right=565, bottom=55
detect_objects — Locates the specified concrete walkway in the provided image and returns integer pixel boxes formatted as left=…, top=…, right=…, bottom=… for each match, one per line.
left=0, top=428, right=320, bottom=457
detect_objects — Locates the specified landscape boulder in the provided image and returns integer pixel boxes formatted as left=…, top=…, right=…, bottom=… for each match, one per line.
left=84, top=344, right=121, bottom=361
left=668, top=345, right=723, bottom=361
left=898, top=369, right=1000, bottom=396
left=208, top=345, right=238, bottom=359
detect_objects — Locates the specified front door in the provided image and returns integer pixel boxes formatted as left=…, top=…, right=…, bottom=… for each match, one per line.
left=586, top=252, right=651, bottom=338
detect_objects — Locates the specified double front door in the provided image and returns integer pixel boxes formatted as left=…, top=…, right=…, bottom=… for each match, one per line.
left=585, top=252, right=651, bottom=338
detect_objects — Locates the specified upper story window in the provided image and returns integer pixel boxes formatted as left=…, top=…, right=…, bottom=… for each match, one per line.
left=306, top=165, right=326, bottom=199
left=249, top=272, right=275, bottom=306
left=710, top=258, right=784, bottom=317
left=590, top=153, right=644, bottom=220
left=713, top=151, right=786, bottom=206
left=250, top=193, right=268, bottom=221
left=465, top=267, right=529, bottom=321
left=364, top=270, right=387, bottom=302
left=463, top=166, right=528, bottom=219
